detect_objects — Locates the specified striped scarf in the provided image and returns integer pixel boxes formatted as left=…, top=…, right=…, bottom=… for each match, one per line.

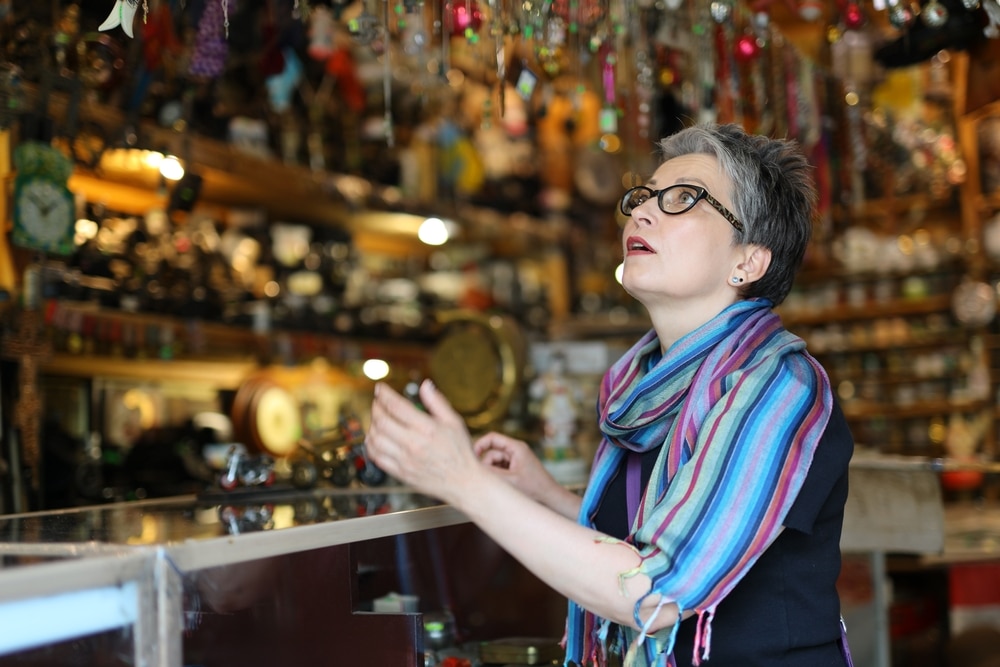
left=565, top=299, right=832, bottom=667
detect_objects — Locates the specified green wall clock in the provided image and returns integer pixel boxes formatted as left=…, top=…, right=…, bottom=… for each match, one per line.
left=12, top=141, right=76, bottom=255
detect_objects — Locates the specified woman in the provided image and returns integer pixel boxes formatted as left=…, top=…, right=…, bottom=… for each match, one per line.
left=365, top=123, right=855, bottom=666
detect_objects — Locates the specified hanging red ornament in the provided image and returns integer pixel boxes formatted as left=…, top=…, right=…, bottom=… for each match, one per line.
left=734, top=34, right=761, bottom=62
left=449, top=1, right=484, bottom=37
left=843, top=2, right=865, bottom=29
left=798, top=0, right=824, bottom=22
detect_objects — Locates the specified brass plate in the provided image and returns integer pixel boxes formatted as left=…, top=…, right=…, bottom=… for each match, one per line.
left=479, top=636, right=562, bottom=665
left=428, top=311, right=524, bottom=431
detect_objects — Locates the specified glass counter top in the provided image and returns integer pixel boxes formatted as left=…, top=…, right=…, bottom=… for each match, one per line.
left=0, top=486, right=461, bottom=571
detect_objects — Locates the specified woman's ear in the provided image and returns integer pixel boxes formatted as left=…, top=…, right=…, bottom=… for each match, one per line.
left=739, top=245, right=772, bottom=284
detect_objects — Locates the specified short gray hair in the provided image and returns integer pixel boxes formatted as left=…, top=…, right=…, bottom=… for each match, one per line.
left=657, top=123, right=816, bottom=306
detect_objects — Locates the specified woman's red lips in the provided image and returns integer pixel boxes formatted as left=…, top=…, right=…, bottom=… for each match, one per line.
left=626, top=236, right=654, bottom=253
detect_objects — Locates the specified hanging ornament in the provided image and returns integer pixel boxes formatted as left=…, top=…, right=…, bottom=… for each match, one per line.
left=266, top=48, right=303, bottom=114
left=551, top=0, right=604, bottom=29
left=798, top=0, right=824, bottom=22
left=843, top=1, right=865, bottom=29
left=189, top=0, right=235, bottom=79
left=748, top=12, right=772, bottom=135
left=308, top=5, right=337, bottom=60
left=98, top=0, right=141, bottom=38
left=328, top=0, right=352, bottom=18
left=599, top=44, right=618, bottom=134
left=450, top=0, right=484, bottom=36
left=325, top=48, right=366, bottom=113
left=400, top=8, right=429, bottom=56
left=710, top=1, right=732, bottom=23
left=922, top=0, right=949, bottom=27
left=382, top=0, right=395, bottom=147
left=535, top=15, right=568, bottom=77
left=984, top=0, right=1000, bottom=38
left=635, top=50, right=654, bottom=141
left=962, top=0, right=981, bottom=9
left=888, top=2, right=916, bottom=28
left=348, top=1, right=380, bottom=45
left=488, top=0, right=507, bottom=119
left=734, top=33, right=761, bottom=62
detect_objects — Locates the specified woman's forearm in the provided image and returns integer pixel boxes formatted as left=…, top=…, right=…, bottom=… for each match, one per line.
left=535, top=479, right=584, bottom=519
left=452, top=466, right=678, bottom=632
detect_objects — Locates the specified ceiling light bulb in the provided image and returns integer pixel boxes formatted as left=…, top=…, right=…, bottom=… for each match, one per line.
left=159, top=155, right=185, bottom=181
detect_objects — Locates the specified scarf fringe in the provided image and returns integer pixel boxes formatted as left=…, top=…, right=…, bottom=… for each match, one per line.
left=693, top=608, right=714, bottom=665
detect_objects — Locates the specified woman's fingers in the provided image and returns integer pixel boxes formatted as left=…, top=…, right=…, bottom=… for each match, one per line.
left=417, top=379, right=465, bottom=429
left=479, top=448, right=511, bottom=469
left=367, top=380, right=480, bottom=501
left=367, top=383, right=427, bottom=475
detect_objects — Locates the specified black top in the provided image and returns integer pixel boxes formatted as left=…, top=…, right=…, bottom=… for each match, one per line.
left=592, top=399, right=854, bottom=666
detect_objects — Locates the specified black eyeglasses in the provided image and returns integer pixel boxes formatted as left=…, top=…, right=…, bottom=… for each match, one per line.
left=620, top=184, right=745, bottom=233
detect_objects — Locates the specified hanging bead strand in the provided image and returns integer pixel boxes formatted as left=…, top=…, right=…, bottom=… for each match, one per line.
left=383, top=0, right=395, bottom=146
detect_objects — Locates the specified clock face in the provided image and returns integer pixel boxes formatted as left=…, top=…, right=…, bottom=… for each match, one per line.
left=952, top=280, right=997, bottom=327
left=14, top=178, right=76, bottom=253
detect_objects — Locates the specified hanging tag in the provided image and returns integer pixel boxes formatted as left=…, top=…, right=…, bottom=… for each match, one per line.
left=599, top=107, right=617, bottom=134
left=515, top=66, right=538, bottom=100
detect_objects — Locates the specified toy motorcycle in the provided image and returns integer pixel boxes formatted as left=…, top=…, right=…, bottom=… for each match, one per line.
left=289, top=414, right=386, bottom=489
left=218, top=445, right=276, bottom=491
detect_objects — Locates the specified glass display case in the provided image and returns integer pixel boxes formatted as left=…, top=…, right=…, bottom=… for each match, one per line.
left=0, top=487, right=568, bottom=667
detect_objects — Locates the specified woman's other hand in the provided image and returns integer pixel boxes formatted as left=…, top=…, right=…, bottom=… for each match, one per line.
left=474, top=432, right=583, bottom=520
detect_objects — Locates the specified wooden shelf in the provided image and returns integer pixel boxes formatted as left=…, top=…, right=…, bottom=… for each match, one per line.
left=834, top=192, right=961, bottom=223
left=794, top=261, right=964, bottom=286
left=548, top=312, right=651, bottom=340
left=843, top=400, right=991, bottom=421
left=39, top=299, right=434, bottom=368
left=827, top=370, right=964, bottom=384
left=41, top=353, right=257, bottom=389
left=780, top=294, right=953, bottom=327
left=806, top=332, right=968, bottom=355
left=28, top=84, right=566, bottom=259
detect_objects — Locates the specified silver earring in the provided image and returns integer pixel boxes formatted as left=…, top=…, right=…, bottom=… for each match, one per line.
left=731, top=276, right=744, bottom=284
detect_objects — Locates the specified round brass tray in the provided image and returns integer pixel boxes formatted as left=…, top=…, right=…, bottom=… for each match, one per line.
left=427, top=310, right=525, bottom=431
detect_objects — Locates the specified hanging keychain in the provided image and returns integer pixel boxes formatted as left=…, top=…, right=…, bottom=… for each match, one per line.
left=710, top=0, right=736, bottom=124
left=768, top=32, right=787, bottom=138
left=383, top=0, right=395, bottom=146
left=440, top=0, right=451, bottom=79
left=749, top=11, right=772, bottom=136
left=599, top=43, right=617, bottom=136
left=488, top=0, right=506, bottom=119
left=348, top=0, right=380, bottom=44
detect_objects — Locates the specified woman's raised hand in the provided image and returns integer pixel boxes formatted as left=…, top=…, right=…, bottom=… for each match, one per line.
left=366, top=379, right=480, bottom=504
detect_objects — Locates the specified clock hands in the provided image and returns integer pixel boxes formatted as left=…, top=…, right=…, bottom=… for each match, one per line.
left=27, top=191, right=56, bottom=217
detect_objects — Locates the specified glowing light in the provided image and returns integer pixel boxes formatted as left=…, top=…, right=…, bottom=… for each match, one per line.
left=159, top=154, right=185, bottom=181
left=363, top=358, right=390, bottom=380
left=418, top=217, right=452, bottom=246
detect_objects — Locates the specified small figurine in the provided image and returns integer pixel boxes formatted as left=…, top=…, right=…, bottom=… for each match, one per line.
left=530, top=352, right=579, bottom=460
